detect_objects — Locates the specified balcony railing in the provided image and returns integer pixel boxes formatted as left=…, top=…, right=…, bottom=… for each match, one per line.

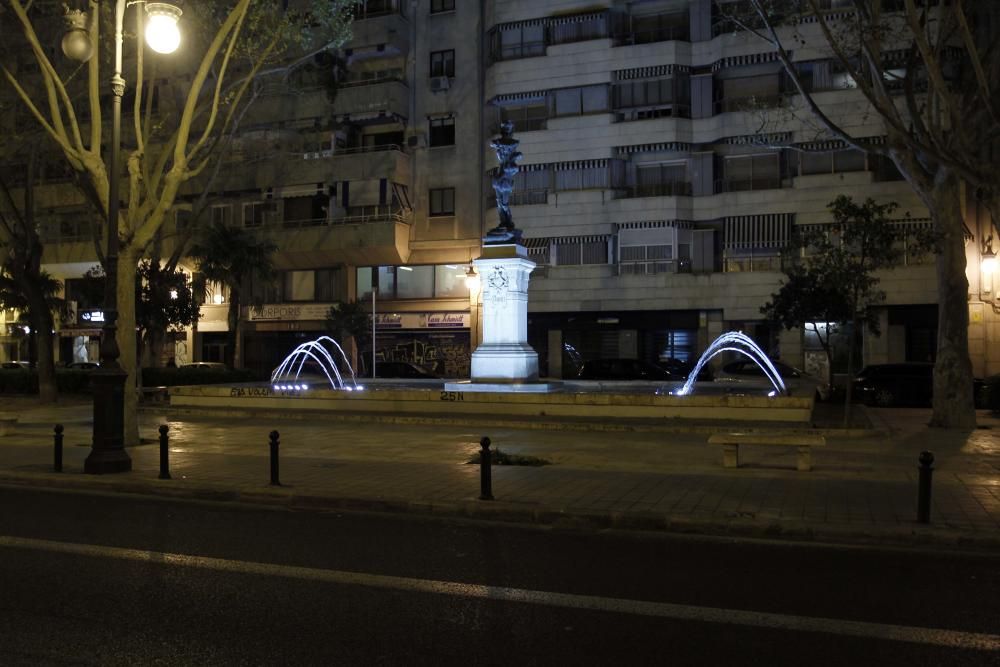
left=724, top=254, right=784, bottom=273
left=714, top=178, right=783, bottom=193
left=250, top=205, right=409, bottom=230
left=713, top=95, right=785, bottom=114
left=301, top=143, right=405, bottom=159
left=614, top=24, right=689, bottom=45
left=617, top=182, right=692, bottom=198
left=340, top=69, right=405, bottom=88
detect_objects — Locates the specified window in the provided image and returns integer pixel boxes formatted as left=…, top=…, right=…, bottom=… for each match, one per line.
left=315, top=268, right=340, bottom=302
left=243, top=202, right=263, bottom=227
left=430, top=0, right=454, bottom=13
left=550, top=84, right=609, bottom=117
left=283, top=271, right=316, bottom=302
left=494, top=24, right=545, bottom=61
left=720, top=153, right=781, bottom=191
left=434, top=265, right=469, bottom=298
left=499, top=102, right=547, bottom=132
left=396, top=266, right=433, bottom=299
left=429, top=116, right=455, bottom=146
left=430, top=50, right=455, bottom=78
left=554, top=238, right=609, bottom=266
left=211, top=204, right=232, bottom=226
left=429, top=188, right=455, bottom=216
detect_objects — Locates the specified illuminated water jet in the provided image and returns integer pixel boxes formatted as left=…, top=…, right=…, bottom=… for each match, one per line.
left=673, top=332, right=786, bottom=397
left=270, top=336, right=359, bottom=391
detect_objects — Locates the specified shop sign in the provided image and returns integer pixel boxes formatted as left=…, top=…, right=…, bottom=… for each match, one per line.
left=375, top=313, right=402, bottom=329
left=79, top=309, right=105, bottom=324
left=425, top=312, right=469, bottom=328
left=248, top=303, right=334, bottom=321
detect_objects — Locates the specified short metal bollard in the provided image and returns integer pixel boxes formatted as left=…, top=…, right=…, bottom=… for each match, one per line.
left=158, top=424, right=171, bottom=480
left=917, top=450, right=934, bottom=524
left=479, top=436, right=493, bottom=501
left=269, top=430, right=281, bottom=486
left=53, top=424, right=64, bottom=473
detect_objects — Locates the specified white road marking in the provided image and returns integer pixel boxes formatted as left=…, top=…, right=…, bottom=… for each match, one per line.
left=2, top=534, right=998, bottom=651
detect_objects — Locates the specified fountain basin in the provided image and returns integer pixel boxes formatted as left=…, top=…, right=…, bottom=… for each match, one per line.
left=167, top=383, right=813, bottom=423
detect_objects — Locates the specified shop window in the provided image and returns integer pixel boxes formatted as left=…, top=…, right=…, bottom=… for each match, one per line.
left=377, top=266, right=396, bottom=297
left=357, top=267, right=374, bottom=299
left=434, top=265, right=469, bottom=298
left=396, top=265, right=434, bottom=299
left=429, top=116, right=455, bottom=146
left=429, top=188, right=455, bottom=216
left=284, top=271, right=315, bottom=302
left=315, top=268, right=340, bottom=302
left=430, top=49, right=455, bottom=78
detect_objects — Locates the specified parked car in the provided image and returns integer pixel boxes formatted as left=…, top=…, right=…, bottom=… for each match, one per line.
left=714, top=359, right=831, bottom=400
left=65, top=361, right=99, bottom=370
left=375, top=361, right=439, bottom=379
left=852, top=363, right=934, bottom=407
left=658, top=357, right=714, bottom=382
left=853, top=363, right=990, bottom=408
left=576, top=358, right=677, bottom=381
left=0, top=361, right=31, bottom=370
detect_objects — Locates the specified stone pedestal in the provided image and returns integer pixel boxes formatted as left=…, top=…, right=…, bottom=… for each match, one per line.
left=470, top=243, right=539, bottom=382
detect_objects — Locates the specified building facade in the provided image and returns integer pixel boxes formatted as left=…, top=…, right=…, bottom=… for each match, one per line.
left=3, top=0, right=998, bottom=382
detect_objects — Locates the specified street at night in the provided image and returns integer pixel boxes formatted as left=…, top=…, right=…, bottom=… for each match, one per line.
left=0, top=486, right=997, bottom=665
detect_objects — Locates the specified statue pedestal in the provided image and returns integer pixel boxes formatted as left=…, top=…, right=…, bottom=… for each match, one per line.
left=471, top=244, right=538, bottom=382
left=446, top=243, right=556, bottom=392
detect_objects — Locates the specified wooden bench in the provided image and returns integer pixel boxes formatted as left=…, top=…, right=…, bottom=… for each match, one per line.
left=708, top=432, right=826, bottom=471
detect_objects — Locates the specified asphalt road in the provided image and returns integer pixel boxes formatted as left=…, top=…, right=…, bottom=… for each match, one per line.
left=0, top=485, right=998, bottom=666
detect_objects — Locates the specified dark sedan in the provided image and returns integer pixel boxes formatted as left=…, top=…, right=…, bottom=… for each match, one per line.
left=576, top=359, right=677, bottom=381
left=852, top=363, right=933, bottom=407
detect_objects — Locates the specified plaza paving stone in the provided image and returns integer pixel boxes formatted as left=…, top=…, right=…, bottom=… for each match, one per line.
left=0, top=398, right=998, bottom=547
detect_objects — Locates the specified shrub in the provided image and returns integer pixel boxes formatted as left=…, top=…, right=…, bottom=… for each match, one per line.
left=141, top=367, right=261, bottom=387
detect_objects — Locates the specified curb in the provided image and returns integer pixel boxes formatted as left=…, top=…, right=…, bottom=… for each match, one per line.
left=141, top=406, right=886, bottom=439
left=1, top=470, right=995, bottom=553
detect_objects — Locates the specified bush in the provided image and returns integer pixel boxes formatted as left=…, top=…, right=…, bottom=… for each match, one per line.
left=0, top=369, right=96, bottom=395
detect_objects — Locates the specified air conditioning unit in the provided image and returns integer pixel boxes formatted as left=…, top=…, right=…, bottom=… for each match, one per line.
left=429, top=76, right=450, bottom=93
left=407, top=133, right=426, bottom=148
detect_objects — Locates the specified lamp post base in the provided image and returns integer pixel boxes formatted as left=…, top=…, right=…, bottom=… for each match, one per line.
left=86, top=365, right=131, bottom=474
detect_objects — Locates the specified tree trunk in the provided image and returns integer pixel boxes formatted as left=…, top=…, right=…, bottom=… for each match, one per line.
left=930, top=175, right=976, bottom=429
left=24, top=284, right=57, bottom=403
left=226, top=294, right=241, bottom=369
left=116, top=248, right=141, bottom=446
left=842, top=320, right=857, bottom=429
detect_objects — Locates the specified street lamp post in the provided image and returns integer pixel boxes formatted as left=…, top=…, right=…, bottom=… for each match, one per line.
left=63, top=1, right=181, bottom=473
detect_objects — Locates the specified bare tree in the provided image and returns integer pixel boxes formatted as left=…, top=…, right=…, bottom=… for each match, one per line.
left=1, top=0, right=352, bottom=441
left=719, top=0, right=1000, bottom=428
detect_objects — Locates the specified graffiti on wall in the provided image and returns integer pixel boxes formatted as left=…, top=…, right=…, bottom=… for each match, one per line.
left=374, top=332, right=470, bottom=377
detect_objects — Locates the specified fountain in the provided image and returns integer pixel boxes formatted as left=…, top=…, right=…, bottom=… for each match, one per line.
left=673, top=331, right=786, bottom=397
left=269, top=336, right=361, bottom=391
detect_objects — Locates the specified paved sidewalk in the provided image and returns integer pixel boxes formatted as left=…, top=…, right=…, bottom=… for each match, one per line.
left=0, top=398, right=998, bottom=549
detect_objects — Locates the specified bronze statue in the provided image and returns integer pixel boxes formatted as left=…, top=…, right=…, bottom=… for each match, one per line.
left=484, top=121, right=523, bottom=244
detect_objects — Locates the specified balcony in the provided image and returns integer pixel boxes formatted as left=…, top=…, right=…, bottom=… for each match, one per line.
left=277, top=144, right=410, bottom=185
left=616, top=182, right=692, bottom=199
left=349, top=1, right=409, bottom=57
left=248, top=205, right=412, bottom=267
left=713, top=95, right=785, bottom=114
left=714, top=178, right=783, bottom=193
left=336, top=79, right=409, bottom=120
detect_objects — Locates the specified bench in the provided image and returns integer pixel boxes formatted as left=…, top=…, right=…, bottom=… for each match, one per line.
left=708, top=432, right=826, bottom=471
left=0, top=415, right=17, bottom=437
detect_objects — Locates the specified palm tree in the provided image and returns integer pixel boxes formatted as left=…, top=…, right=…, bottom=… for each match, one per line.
left=188, top=222, right=276, bottom=369
left=326, top=300, right=372, bottom=376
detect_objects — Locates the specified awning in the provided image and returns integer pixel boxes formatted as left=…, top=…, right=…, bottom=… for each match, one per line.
left=616, top=220, right=693, bottom=230
left=712, top=51, right=787, bottom=72
left=615, top=64, right=688, bottom=80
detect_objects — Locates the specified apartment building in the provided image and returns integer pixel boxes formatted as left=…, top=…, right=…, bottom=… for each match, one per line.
left=3, top=0, right=997, bottom=382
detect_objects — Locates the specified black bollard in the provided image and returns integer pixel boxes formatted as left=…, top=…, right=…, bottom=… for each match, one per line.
left=479, top=436, right=493, bottom=501
left=158, top=424, right=171, bottom=480
left=53, top=424, right=63, bottom=473
left=269, top=430, right=281, bottom=486
left=917, top=450, right=934, bottom=524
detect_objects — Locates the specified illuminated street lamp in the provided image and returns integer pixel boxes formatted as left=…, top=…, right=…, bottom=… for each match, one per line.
left=63, top=1, right=182, bottom=473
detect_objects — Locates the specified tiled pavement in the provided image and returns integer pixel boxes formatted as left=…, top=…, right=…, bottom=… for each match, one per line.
left=1, top=398, right=999, bottom=547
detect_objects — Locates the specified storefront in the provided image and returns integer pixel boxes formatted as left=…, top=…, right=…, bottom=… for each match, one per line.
left=240, top=304, right=472, bottom=378
left=58, top=307, right=104, bottom=364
